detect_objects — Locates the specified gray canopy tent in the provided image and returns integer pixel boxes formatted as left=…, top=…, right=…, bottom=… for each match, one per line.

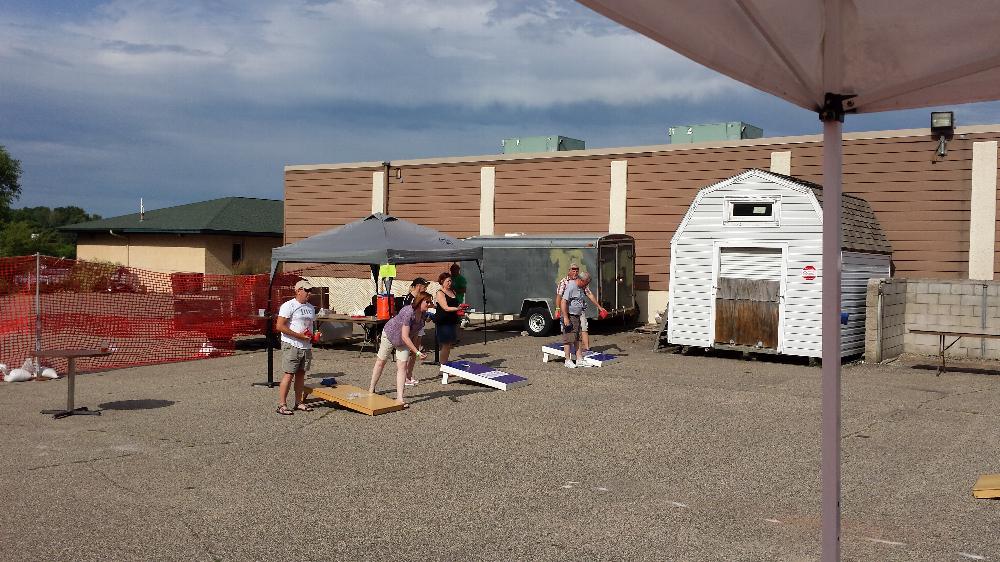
left=259, top=213, right=486, bottom=386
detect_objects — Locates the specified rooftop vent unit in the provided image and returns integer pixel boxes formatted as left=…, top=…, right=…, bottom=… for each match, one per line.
left=501, top=135, right=585, bottom=154
left=668, top=122, right=763, bottom=144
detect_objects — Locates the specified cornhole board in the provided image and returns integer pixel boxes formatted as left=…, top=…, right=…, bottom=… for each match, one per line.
left=541, top=342, right=617, bottom=366
left=304, top=384, right=404, bottom=416
left=973, top=474, right=1000, bottom=499
left=440, top=361, right=528, bottom=391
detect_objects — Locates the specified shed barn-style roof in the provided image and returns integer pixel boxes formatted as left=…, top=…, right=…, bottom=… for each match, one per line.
left=763, top=171, right=893, bottom=255
left=60, top=197, right=282, bottom=237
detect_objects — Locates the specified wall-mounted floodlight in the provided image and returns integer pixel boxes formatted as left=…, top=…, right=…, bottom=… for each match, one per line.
left=931, top=111, right=955, bottom=157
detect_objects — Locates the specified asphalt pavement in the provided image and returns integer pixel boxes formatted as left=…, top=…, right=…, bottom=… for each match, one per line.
left=2, top=326, right=998, bottom=561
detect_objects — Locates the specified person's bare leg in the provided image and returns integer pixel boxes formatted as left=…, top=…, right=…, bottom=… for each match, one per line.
left=278, top=372, right=294, bottom=406
left=406, top=354, right=417, bottom=381
left=293, top=370, right=306, bottom=405
left=582, top=331, right=591, bottom=352
left=440, top=343, right=453, bottom=366
left=395, top=358, right=408, bottom=403
left=369, top=359, right=387, bottom=392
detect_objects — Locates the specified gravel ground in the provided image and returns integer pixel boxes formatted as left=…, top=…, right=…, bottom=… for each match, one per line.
left=2, top=324, right=999, bottom=561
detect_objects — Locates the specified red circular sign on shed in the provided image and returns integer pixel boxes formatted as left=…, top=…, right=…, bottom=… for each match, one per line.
left=802, top=265, right=817, bottom=280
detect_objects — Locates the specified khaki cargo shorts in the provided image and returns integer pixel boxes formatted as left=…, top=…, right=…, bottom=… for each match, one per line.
left=562, top=315, right=582, bottom=345
left=377, top=335, right=411, bottom=362
left=281, top=342, right=312, bottom=374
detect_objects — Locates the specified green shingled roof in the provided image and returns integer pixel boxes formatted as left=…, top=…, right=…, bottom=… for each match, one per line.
left=61, top=197, right=283, bottom=236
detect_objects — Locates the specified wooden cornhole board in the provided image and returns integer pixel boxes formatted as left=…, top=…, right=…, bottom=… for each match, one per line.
left=973, top=474, right=1000, bottom=499
left=541, top=342, right=617, bottom=366
left=304, top=384, right=404, bottom=416
left=440, top=360, right=528, bottom=391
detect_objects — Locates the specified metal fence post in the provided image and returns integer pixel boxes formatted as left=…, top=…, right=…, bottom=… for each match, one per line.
left=35, top=252, right=41, bottom=354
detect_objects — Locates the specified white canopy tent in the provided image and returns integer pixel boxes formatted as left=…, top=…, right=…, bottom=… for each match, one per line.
left=574, top=1, right=1000, bottom=558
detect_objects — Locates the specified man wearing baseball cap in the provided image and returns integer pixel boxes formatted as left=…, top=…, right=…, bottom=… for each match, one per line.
left=274, top=279, right=317, bottom=415
left=555, top=262, right=607, bottom=360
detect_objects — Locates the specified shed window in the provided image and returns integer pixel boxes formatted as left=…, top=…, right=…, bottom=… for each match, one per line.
left=232, top=242, right=244, bottom=264
left=724, top=197, right=780, bottom=225
left=731, top=202, right=772, bottom=217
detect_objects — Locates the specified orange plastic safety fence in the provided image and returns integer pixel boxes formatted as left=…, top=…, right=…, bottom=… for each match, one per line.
left=0, top=256, right=298, bottom=375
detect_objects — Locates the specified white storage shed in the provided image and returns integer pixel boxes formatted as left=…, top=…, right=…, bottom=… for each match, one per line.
left=667, top=169, right=892, bottom=359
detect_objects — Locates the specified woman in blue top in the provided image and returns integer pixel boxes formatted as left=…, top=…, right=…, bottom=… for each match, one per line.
left=369, top=292, right=432, bottom=408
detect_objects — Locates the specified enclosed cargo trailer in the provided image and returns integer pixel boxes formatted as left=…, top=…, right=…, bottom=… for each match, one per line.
left=461, top=234, right=637, bottom=336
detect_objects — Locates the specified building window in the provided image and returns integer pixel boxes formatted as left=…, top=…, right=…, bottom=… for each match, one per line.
left=232, top=242, right=244, bottom=265
left=731, top=202, right=773, bottom=217
left=724, top=197, right=780, bottom=225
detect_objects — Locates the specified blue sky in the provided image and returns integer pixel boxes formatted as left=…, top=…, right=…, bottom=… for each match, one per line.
left=4, top=0, right=1000, bottom=218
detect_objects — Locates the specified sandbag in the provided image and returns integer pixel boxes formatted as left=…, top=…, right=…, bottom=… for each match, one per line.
left=38, top=368, right=59, bottom=380
left=4, top=368, right=33, bottom=382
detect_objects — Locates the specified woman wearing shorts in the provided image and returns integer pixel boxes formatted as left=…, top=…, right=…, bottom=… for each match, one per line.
left=369, top=292, right=432, bottom=407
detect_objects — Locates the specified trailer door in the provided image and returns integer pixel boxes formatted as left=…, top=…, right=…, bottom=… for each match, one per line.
left=616, top=243, right=635, bottom=309
left=598, top=241, right=635, bottom=310
left=599, top=244, right=617, bottom=309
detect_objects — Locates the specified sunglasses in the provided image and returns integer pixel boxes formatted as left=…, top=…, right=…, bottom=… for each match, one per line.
left=570, top=267, right=580, bottom=271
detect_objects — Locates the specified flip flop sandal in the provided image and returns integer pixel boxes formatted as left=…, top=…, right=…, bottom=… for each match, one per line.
left=294, top=403, right=314, bottom=412
left=276, top=405, right=294, bottom=416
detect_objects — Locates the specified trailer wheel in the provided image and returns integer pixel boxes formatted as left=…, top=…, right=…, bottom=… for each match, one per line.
left=525, top=307, right=555, bottom=337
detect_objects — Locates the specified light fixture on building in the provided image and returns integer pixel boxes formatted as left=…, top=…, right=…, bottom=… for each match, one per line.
left=931, top=111, right=955, bottom=157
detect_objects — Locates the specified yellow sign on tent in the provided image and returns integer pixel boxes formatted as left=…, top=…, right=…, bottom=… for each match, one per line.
left=378, top=264, right=397, bottom=278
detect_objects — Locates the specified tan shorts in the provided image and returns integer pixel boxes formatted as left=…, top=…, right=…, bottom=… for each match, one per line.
left=281, top=342, right=312, bottom=374
left=377, top=335, right=411, bottom=362
left=562, top=315, right=582, bottom=345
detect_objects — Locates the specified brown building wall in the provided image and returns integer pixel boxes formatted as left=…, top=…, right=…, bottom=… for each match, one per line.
left=494, top=157, right=613, bottom=235
left=284, top=127, right=1000, bottom=294
left=284, top=168, right=376, bottom=244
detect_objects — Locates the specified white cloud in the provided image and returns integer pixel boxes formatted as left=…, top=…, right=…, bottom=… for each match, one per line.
left=2, top=0, right=738, bottom=110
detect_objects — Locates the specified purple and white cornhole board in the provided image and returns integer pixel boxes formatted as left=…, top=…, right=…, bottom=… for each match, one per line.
left=542, top=342, right=617, bottom=366
left=440, top=360, right=529, bottom=391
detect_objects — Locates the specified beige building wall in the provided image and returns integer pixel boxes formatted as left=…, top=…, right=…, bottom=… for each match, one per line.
left=77, top=233, right=206, bottom=273
left=77, top=233, right=280, bottom=274
left=204, top=235, right=281, bottom=274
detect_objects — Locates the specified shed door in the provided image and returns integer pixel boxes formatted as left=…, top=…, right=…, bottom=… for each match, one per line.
left=715, top=248, right=782, bottom=349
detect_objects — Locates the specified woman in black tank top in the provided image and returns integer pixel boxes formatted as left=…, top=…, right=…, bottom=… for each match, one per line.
left=434, top=272, right=463, bottom=365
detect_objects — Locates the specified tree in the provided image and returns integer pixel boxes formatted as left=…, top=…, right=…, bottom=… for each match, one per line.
left=0, top=145, right=22, bottom=214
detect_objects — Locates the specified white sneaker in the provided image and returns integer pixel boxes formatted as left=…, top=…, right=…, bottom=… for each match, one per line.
left=564, top=360, right=576, bottom=369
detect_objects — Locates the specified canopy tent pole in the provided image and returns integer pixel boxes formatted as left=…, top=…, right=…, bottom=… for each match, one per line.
left=820, top=95, right=845, bottom=562
left=370, top=264, right=379, bottom=294
left=253, top=262, right=281, bottom=388
left=476, top=259, right=487, bottom=345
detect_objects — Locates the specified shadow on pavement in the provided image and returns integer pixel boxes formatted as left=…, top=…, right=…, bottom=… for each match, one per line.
left=912, top=363, right=1000, bottom=376
left=97, top=399, right=175, bottom=410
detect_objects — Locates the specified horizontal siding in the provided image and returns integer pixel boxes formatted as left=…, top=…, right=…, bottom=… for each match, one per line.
left=841, top=252, right=891, bottom=356
left=284, top=168, right=376, bottom=244
left=283, top=130, right=998, bottom=292
left=494, top=157, right=613, bottom=236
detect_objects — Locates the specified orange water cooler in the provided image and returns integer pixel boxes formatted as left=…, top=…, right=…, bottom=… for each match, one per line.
left=375, top=294, right=396, bottom=319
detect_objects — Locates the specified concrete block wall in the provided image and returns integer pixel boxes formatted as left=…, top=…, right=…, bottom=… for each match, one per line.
left=866, top=278, right=1000, bottom=361
left=864, top=278, right=906, bottom=362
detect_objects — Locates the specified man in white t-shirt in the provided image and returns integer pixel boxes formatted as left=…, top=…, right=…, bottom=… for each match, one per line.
left=274, top=279, right=317, bottom=415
